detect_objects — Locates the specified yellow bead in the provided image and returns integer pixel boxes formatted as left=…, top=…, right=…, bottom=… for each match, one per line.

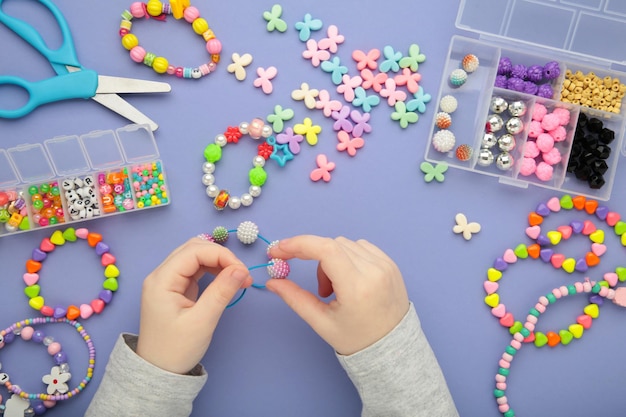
left=202, top=29, right=216, bottom=41
left=146, top=0, right=163, bottom=16
left=192, top=17, right=209, bottom=35
left=121, top=33, right=139, bottom=50
left=152, top=56, right=169, bottom=74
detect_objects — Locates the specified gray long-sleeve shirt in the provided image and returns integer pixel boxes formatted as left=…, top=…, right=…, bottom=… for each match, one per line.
left=85, top=303, right=459, bottom=417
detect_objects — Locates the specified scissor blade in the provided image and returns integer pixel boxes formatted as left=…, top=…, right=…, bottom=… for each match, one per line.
left=91, top=93, right=159, bottom=131
left=96, top=76, right=172, bottom=94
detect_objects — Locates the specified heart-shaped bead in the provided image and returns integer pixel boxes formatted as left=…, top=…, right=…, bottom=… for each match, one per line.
left=550, top=253, right=565, bottom=269
left=589, top=229, right=605, bottom=244
left=87, top=232, right=103, bottom=247
left=540, top=248, right=554, bottom=263
left=483, top=280, right=499, bottom=294
left=96, top=242, right=110, bottom=255
left=50, top=230, right=65, bottom=246
left=583, top=303, right=599, bottom=318
left=577, top=314, right=593, bottom=329
left=62, top=228, right=77, bottom=242
left=514, top=244, right=528, bottom=259
left=31, top=248, right=47, bottom=262
left=535, top=202, right=550, bottom=216
left=534, top=332, right=548, bottom=347
left=523, top=332, right=535, bottom=343
left=18, top=216, right=30, bottom=230
left=547, top=197, right=561, bottom=212
left=570, top=220, right=584, bottom=234
left=53, top=306, right=67, bottom=319
left=503, top=249, right=517, bottom=263
left=616, top=267, right=626, bottom=282
left=26, top=259, right=42, bottom=273
left=591, top=243, right=606, bottom=257
left=562, top=258, right=576, bottom=273
left=569, top=323, right=584, bottom=338
left=547, top=231, right=562, bottom=245
left=484, top=293, right=499, bottom=308
left=499, top=313, right=514, bottom=327
left=487, top=268, right=502, bottom=282
left=559, top=330, right=573, bottom=345
left=23, top=273, right=39, bottom=286
left=24, top=285, right=40, bottom=298
left=40, top=238, right=55, bottom=252
left=91, top=299, right=105, bottom=314
left=101, top=253, right=116, bottom=267
left=572, top=195, right=586, bottom=210
left=99, top=290, right=113, bottom=304
left=40, top=306, right=54, bottom=316
left=528, top=212, right=543, bottom=226
left=546, top=331, right=561, bottom=346
left=556, top=225, right=572, bottom=240
left=104, top=264, right=120, bottom=278
left=491, top=304, right=506, bottom=318
left=29, top=296, right=45, bottom=310
left=604, top=272, right=618, bottom=287
left=595, top=205, right=609, bottom=220
left=582, top=220, right=596, bottom=235
left=66, top=305, right=80, bottom=320
left=560, top=195, right=574, bottom=209
left=607, top=212, right=621, bottom=227
left=585, top=252, right=600, bottom=267
left=584, top=200, right=598, bottom=214
left=527, top=244, right=540, bottom=259
left=525, top=226, right=541, bottom=240
left=103, top=278, right=119, bottom=292
left=574, top=258, right=588, bottom=272
left=79, top=304, right=94, bottom=319
left=76, top=228, right=89, bottom=239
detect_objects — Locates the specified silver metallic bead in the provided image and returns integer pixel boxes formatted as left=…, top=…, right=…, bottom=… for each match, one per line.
left=486, top=114, right=504, bottom=132
left=508, top=100, right=527, bottom=117
left=202, top=173, right=215, bottom=186
left=490, top=96, right=508, bottom=114
left=482, top=132, right=497, bottom=148
left=477, top=148, right=494, bottom=166
left=261, top=124, right=273, bottom=138
left=252, top=155, right=266, bottom=167
left=506, top=117, right=524, bottom=135
left=497, top=134, right=516, bottom=152
left=239, top=122, right=249, bottom=135
left=496, top=152, right=514, bottom=171
left=215, top=133, right=227, bottom=147
left=249, top=185, right=262, bottom=197
left=202, top=162, right=215, bottom=174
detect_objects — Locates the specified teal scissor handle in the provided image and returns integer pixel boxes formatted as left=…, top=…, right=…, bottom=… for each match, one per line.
left=0, top=0, right=82, bottom=75
left=0, top=70, right=98, bottom=118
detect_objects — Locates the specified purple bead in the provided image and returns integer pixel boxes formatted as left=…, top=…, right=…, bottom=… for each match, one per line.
left=575, top=258, right=588, bottom=272
left=96, top=242, right=110, bottom=255
left=570, top=220, right=584, bottom=234
left=4, top=332, right=15, bottom=344
left=32, top=248, right=47, bottom=262
left=494, top=258, right=508, bottom=271
left=54, top=350, right=68, bottom=365
left=32, top=330, right=45, bottom=343
left=537, top=235, right=551, bottom=246
left=589, top=294, right=604, bottom=305
left=595, top=206, right=609, bottom=220
left=527, top=65, right=544, bottom=83
left=511, top=64, right=528, bottom=80
left=498, top=57, right=512, bottom=76
left=32, top=400, right=46, bottom=415
left=543, top=61, right=560, bottom=80
left=536, top=202, right=550, bottom=216
left=53, top=306, right=67, bottom=319
left=507, top=77, right=525, bottom=92
left=495, top=75, right=508, bottom=88
left=99, top=289, right=113, bottom=304
left=537, top=83, right=554, bottom=99
left=540, top=248, right=554, bottom=262
left=523, top=81, right=538, bottom=95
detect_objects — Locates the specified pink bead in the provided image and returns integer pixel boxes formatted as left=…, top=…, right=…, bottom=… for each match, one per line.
left=248, top=118, right=265, bottom=139
left=495, top=374, right=506, bottom=382
left=199, top=64, right=210, bottom=75
left=502, top=353, right=513, bottom=362
left=599, top=287, right=610, bottom=296
left=183, top=6, right=200, bottom=22
left=542, top=147, right=562, bottom=165
left=535, top=161, right=554, bottom=181
left=523, top=141, right=540, bottom=158
left=497, top=396, right=508, bottom=405
left=499, top=359, right=510, bottom=369
left=552, top=107, right=571, bottom=125
left=175, top=67, right=184, bottom=78
left=526, top=315, right=538, bottom=324
left=496, top=382, right=507, bottom=390
left=511, top=340, right=522, bottom=349
left=167, top=65, right=176, bottom=75
left=539, top=296, right=549, bottom=307
left=43, top=400, right=56, bottom=408
left=130, top=2, right=145, bottom=18
left=528, top=120, right=544, bottom=138
left=499, top=404, right=510, bottom=413
left=536, top=133, right=554, bottom=153
left=532, top=103, right=547, bottom=121
left=549, top=125, right=567, bottom=142
left=39, top=218, right=49, bottom=226
left=584, top=281, right=593, bottom=292
left=119, top=28, right=130, bottom=37
left=47, top=342, right=62, bottom=355
left=123, top=199, right=134, bottom=210
left=575, top=282, right=583, bottom=292
left=20, top=326, right=34, bottom=340
left=541, top=113, right=560, bottom=131
left=130, top=46, right=146, bottom=63
left=519, top=157, right=536, bottom=176
left=206, top=38, right=222, bottom=55
left=513, top=333, right=524, bottom=342
left=525, top=322, right=535, bottom=332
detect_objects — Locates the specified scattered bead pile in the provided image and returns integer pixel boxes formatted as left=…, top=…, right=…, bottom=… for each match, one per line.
left=131, top=162, right=168, bottom=208
left=98, top=169, right=134, bottom=214
left=62, top=175, right=100, bottom=221
left=27, top=182, right=65, bottom=228
left=0, top=190, right=28, bottom=233
left=496, top=57, right=559, bottom=98
left=560, top=69, right=625, bottom=114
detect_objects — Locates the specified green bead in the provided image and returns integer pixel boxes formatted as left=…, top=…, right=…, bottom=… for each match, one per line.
left=505, top=346, right=517, bottom=355
left=494, top=389, right=505, bottom=398
left=40, top=183, right=50, bottom=193
left=514, top=244, right=528, bottom=259
left=498, top=367, right=510, bottom=376
left=546, top=293, right=557, bottom=303
left=592, top=283, right=601, bottom=293
left=49, top=216, right=58, bottom=225
left=509, top=321, right=523, bottom=335
left=568, top=285, right=576, bottom=295
left=51, top=186, right=60, bottom=196
left=33, top=200, right=44, bottom=210
left=204, top=143, right=222, bottom=163
left=28, top=186, right=38, bottom=195
left=529, top=308, right=540, bottom=317
left=212, top=226, right=229, bottom=243
left=599, top=281, right=609, bottom=288
left=520, top=327, right=530, bottom=337
left=614, top=221, right=626, bottom=236
left=0, top=209, right=9, bottom=223
left=249, top=166, right=267, bottom=187
left=504, top=410, right=515, bottom=417
left=617, top=267, right=626, bottom=282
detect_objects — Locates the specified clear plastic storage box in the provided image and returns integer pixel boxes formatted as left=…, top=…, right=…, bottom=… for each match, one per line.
left=426, top=0, right=626, bottom=200
left=0, top=124, right=170, bottom=237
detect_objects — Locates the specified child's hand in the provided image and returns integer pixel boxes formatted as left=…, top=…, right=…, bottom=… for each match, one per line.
left=136, top=238, right=252, bottom=374
left=266, top=236, right=410, bottom=356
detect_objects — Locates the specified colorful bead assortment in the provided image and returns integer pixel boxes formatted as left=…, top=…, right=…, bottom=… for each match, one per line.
left=27, top=182, right=65, bottom=228
left=197, top=221, right=289, bottom=306
left=98, top=169, right=134, bottom=214
left=130, top=162, right=168, bottom=209
left=62, top=175, right=101, bottom=221
left=496, top=57, right=559, bottom=98
left=560, top=69, right=625, bottom=114
left=119, top=0, right=221, bottom=78
left=24, top=228, right=118, bottom=320
left=0, top=317, right=95, bottom=408
left=0, top=190, right=29, bottom=233
left=202, top=120, right=274, bottom=210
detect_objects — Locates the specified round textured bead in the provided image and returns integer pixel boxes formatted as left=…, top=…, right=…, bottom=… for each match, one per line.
left=212, top=226, right=229, bottom=243
left=236, top=221, right=259, bottom=244
left=267, top=258, right=290, bottom=279
left=439, top=95, right=458, bottom=113
left=449, top=69, right=468, bottom=87
left=432, top=130, right=456, bottom=153
left=455, top=144, right=472, bottom=161
left=462, top=54, right=479, bottom=73
left=435, top=112, right=452, bottom=129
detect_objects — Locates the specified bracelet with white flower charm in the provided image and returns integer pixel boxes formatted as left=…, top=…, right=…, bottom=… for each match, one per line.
left=202, top=118, right=274, bottom=210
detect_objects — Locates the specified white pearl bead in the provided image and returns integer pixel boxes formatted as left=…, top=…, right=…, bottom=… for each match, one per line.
left=252, top=156, right=265, bottom=167
left=202, top=174, right=215, bottom=186
left=241, top=193, right=253, bottom=206
left=249, top=185, right=262, bottom=197
left=228, top=196, right=241, bottom=209
left=239, top=122, right=249, bottom=135
left=202, top=162, right=215, bottom=174
left=206, top=185, right=219, bottom=197
left=261, top=125, right=273, bottom=138
left=215, top=134, right=227, bottom=147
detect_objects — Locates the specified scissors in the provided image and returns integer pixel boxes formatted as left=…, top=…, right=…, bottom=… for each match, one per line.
left=0, top=0, right=171, bottom=131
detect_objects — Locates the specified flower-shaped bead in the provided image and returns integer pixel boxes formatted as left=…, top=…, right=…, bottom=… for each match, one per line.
left=224, top=126, right=243, bottom=143
left=42, top=366, right=71, bottom=395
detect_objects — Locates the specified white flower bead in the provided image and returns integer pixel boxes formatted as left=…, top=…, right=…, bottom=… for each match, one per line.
left=228, top=196, right=241, bottom=209
left=241, top=193, right=253, bottom=206
left=239, top=122, right=249, bottom=135
left=249, top=185, right=262, bottom=197
left=215, top=134, right=227, bottom=147
left=206, top=185, right=219, bottom=197
left=202, top=162, right=215, bottom=174
left=253, top=155, right=265, bottom=167
left=202, top=174, right=215, bottom=186
left=261, top=124, right=273, bottom=138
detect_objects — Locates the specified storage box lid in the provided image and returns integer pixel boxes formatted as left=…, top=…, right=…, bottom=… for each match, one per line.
left=0, top=150, right=19, bottom=188
left=457, top=0, right=626, bottom=67
left=7, top=143, right=55, bottom=183
left=44, top=135, right=91, bottom=176
left=115, top=124, right=159, bottom=163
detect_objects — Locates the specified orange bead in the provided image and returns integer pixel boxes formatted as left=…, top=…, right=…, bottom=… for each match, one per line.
left=572, top=195, right=586, bottom=210
left=26, top=259, right=42, bottom=273
left=546, top=331, right=561, bottom=347
left=585, top=252, right=600, bottom=267
left=103, top=204, right=116, bottom=214
left=66, top=305, right=80, bottom=320
left=528, top=212, right=543, bottom=226
left=584, top=199, right=598, bottom=214
left=527, top=244, right=541, bottom=259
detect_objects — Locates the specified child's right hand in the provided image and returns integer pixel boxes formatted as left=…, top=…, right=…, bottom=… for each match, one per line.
left=266, top=235, right=410, bottom=356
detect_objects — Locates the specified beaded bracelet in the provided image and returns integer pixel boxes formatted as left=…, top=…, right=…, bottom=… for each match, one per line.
left=493, top=279, right=622, bottom=417
left=120, top=0, right=222, bottom=79
left=198, top=221, right=290, bottom=307
left=24, top=228, right=118, bottom=320
left=0, top=317, right=95, bottom=414
left=202, top=119, right=275, bottom=210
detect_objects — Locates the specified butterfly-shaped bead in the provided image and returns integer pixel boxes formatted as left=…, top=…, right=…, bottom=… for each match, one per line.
left=302, top=39, right=331, bottom=67
left=293, top=117, right=322, bottom=146
left=318, top=25, right=344, bottom=53
left=321, top=57, right=349, bottom=85
left=227, top=53, right=253, bottom=81
left=399, top=44, right=426, bottom=72
left=253, top=66, right=278, bottom=94
left=315, top=89, right=342, bottom=117
left=453, top=213, right=481, bottom=241
left=394, top=68, right=422, bottom=94
left=291, top=83, right=320, bottom=110
left=352, top=49, right=380, bottom=71
left=336, top=131, right=364, bottom=157
left=294, top=13, right=323, bottom=42
left=391, top=101, right=418, bottom=128
left=380, top=45, right=402, bottom=73
left=310, top=154, right=335, bottom=182
left=266, top=105, right=294, bottom=133
left=379, top=78, right=407, bottom=106
left=360, top=69, right=388, bottom=93
left=419, top=161, right=448, bottom=183
left=352, top=87, right=380, bottom=113
left=263, top=4, right=288, bottom=32
left=336, top=74, right=363, bottom=102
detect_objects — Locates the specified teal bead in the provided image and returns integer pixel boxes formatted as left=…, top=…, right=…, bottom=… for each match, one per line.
left=568, top=285, right=577, bottom=295
left=520, top=328, right=530, bottom=337
left=494, top=389, right=505, bottom=398
left=505, top=346, right=517, bottom=355
left=504, top=410, right=515, bottom=417
left=546, top=293, right=557, bottom=303
left=498, top=367, right=510, bottom=376
left=529, top=307, right=540, bottom=317
left=592, top=283, right=601, bottom=293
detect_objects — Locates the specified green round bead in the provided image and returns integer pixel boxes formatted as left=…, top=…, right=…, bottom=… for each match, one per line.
left=568, top=285, right=577, bottom=295
left=592, top=283, right=601, bottom=293
left=204, top=143, right=222, bottom=163
left=212, top=226, right=229, bottom=244
left=40, top=183, right=50, bottom=193
left=28, top=186, right=38, bottom=195
left=51, top=186, right=60, bottom=196
left=493, top=389, right=505, bottom=398
left=505, top=346, right=517, bottom=356
left=504, top=410, right=515, bottom=417
left=249, top=166, right=267, bottom=187
left=529, top=308, right=540, bottom=317
left=546, top=293, right=557, bottom=303
left=498, top=367, right=510, bottom=376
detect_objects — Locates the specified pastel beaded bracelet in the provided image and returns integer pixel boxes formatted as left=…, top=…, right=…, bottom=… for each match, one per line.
left=198, top=221, right=290, bottom=307
left=202, top=119, right=274, bottom=210
left=0, top=317, right=95, bottom=412
left=120, top=0, right=222, bottom=79
left=24, top=228, right=119, bottom=320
